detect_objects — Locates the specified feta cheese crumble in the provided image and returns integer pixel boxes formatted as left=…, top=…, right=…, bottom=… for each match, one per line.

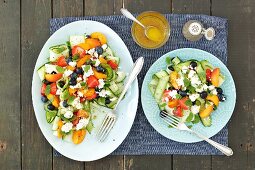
left=102, top=44, right=107, bottom=50
left=45, top=64, right=57, bottom=74
left=68, top=61, right=77, bottom=67
left=63, top=70, right=73, bottom=77
left=64, top=110, right=73, bottom=119
left=181, top=66, right=189, bottom=74
left=176, top=77, right=184, bottom=87
left=169, top=90, right=178, bottom=99
left=76, top=118, right=89, bottom=130
left=191, top=105, right=200, bottom=114
left=82, top=65, right=94, bottom=78
left=61, top=122, right=73, bottom=133
left=98, top=79, right=105, bottom=89
left=99, top=89, right=107, bottom=97
left=212, top=89, right=218, bottom=95
left=94, top=59, right=101, bottom=67
left=189, top=93, right=200, bottom=102
left=87, top=48, right=95, bottom=56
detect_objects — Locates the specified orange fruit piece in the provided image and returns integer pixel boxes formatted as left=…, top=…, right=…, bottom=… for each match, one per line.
left=99, top=56, right=107, bottom=64
left=45, top=73, right=63, bottom=82
left=77, top=55, right=91, bottom=68
left=206, top=95, right=219, bottom=106
left=211, top=68, right=220, bottom=87
left=93, top=68, right=107, bottom=79
left=168, top=99, right=178, bottom=108
left=83, top=88, right=95, bottom=97
left=78, top=43, right=91, bottom=50
left=66, top=65, right=75, bottom=71
left=46, top=94, right=59, bottom=108
left=90, top=32, right=107, bottom=44
left=199, top=105, right=214, bottom=118
left=72, top=129, right=86, bottom=144
left=85, top=38, right=101, bottom=48
left=77, top=110, right=90, bottom=118
left=169, top=71, right=179, bottom=89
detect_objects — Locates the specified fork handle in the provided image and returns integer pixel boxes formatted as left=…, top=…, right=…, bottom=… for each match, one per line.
left=114, top=57, right=144, bottom=110
left=190, top=130, right=233, bottom=156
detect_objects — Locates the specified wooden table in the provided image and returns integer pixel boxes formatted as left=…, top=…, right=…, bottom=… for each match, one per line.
left=0, top=0, right=254, bottom=169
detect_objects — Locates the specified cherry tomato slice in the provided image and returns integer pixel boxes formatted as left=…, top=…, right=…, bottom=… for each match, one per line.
left=206, top=69, right=212, bottom=82
left=107, top=60, right=118, bottom=70
left=41, top=83, right=47, bottom=95
left=173, top=106, right=183, bottom=117
left=50, top=83, right=57, bottom=95
left=56, top=56, right=68, bottom=67
left=72, top=46, right=86, bottom=57
left=87, top=75, right=99, bottom=88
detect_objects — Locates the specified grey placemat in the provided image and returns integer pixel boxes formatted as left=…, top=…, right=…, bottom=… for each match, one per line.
left=50, top=14, right=228, bottom=156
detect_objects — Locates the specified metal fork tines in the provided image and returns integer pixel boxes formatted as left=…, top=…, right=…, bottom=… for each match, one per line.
left=96, top=112, right=116, bottom=142
left=160, top=111, right=180, bottom=128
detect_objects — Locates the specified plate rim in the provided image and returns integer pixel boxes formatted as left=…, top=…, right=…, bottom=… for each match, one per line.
left=31, top=20, right=139, bottom=161
left=141, top=48, right=236, bottom=143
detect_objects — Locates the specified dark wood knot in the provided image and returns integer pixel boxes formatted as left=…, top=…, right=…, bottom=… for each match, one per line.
left=0, top=141, right=7, bottom=151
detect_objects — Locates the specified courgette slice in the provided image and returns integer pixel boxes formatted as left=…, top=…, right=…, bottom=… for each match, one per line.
left=37, top=65, right=45, bottom=81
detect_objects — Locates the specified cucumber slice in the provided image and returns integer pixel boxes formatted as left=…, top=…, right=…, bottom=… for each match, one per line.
left=149, top=84, right=157, bottom=95
left=218, top=74, right=225, bottom=86
left=115, top=71, right=126, bottom=83
left=83, top=100, right=91, bottom=112
left=86, top=120, right=94, bottom=134
left=37, top=65, right=45, bottom=81
left=101, top=63, right=113, bottom=80
left=105, top=56, right=120, bottom=64
left=196, top=62, right=206, bottom=83
left=70, top=35, right=85, bottom=48
left=46, top=110, right=57, bottom=123
left=49, top=44, right=69, bottom=62
left=200, top=60, right=213, bottom=70
left=106, top=97, right=118, bottom=109
left=57, top=78, right=69, bottom=90
left=63, top=131, right=73, bottom=142
left=109, top=81, right=119, bottom=94
left=149, top=77, right=159, bottom=95
left=173, top=61, right=191, bottom=72
left=201, top=116, right=212, bottom=127
left=52, top=116, right=60, bottom=130
left=95, top=97, right=106, bottom=106
left=115, top=82, right=124, bottom=96
left=105, top=88, right=116, bottom=98
left=154, top=76, right=169, bottom=104
left=153, top=70, right=169, bottom=79
left=171, top=57, right=181, bottom=65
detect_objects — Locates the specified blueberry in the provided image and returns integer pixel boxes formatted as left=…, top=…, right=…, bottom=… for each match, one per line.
left=168, top=66, right=174, bottom=71
left=62, top=100, right=68, bottom=108
left=71, top=72, right=78, bottom=79
left=96, top=65, right=105, bottom=73
left=75, top=68, right=84, bottom=75
left=51, top=71, right=57, bottom=74
left=86, top=35, right=91, bottom=38
left=47, top=104, right=55, bottom=111
left=217, top=94, right=226, bottom=101
left=216, top=87, right=223, bottom=94
left=105, top=97, right=111, bottom=105
left=41, top=95, right=48, bottom=103
left=178, top=90, right=187, bottom=97
left=66, top=57, right=72, bottom=63
left=69, top=79, right=77, bottom=86
left=95, top=46, right=104, bottom=55
left=58, top=81, right=65, bottom=88
left=43, top=79, right=51, bottom=85
left=200, top=91, right=208, bottom=99
left=190, top=61, right=197, bottom=68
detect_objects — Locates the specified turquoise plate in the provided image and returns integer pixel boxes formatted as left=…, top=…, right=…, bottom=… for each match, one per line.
left=141, top=48, right=236, bottom=143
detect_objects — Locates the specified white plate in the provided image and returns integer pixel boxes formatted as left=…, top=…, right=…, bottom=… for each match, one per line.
left=32, top=20, right=139, bottom=161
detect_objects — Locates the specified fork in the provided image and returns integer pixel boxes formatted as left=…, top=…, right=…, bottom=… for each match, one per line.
left=160, top=111, right=233, bottom=156
left=96, top=57, right=144, bottom=142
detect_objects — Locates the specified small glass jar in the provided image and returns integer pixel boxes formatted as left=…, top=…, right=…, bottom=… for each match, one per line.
left=131, top=11, right=170, bottom=49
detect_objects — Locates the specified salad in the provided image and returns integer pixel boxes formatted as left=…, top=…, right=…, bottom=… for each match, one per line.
left=149, top=56, right=226, bottom=127
left=37, top=32, right=126, bottom=144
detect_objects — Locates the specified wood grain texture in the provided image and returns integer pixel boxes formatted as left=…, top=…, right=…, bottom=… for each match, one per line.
left=124, top=1, right=172, bottom=169
left=0, top=0, right=20, bottom=169
left=52, top=1, right=85, bottom=169
left=53, top=0, right=84, bottom=17
left=84, top=0, right=114, bottom=16
left=124, top=0, right=171, bottom=13
left=211, top=0, right=255, bottom=169
left=21, top=0, right=52, bottom=169
left=124, top=155, right=172, bottom=170
left=172, top=0, right=211, bottom=15
left=171, top=0, right=212, bottom=169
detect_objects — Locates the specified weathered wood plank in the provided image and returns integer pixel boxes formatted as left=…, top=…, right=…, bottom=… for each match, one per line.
left=172, top=0, right=211, bottom=15
left=21, top=0, right=52, bottom=169
left=211, top=0, right=255, bottom=169
left=0, top=0, right=20, bottom=169
left=52, top=0, right=85, bottom=169
left=84, top=0, right=124, bottom=167
left=125, top=156, right=172, bottom=170
left=53, top=0, right=84, bottom=17
left=124, top=0, right=171, bottom=13
left=124, top=0, right=172, bottom=169
left=171, top=0, right=212, bottom=169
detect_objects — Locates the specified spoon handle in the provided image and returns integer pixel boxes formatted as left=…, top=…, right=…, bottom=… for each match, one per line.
left=120, top=8, right=145, bottom=28
left=113, top=57, right=144, bottom=110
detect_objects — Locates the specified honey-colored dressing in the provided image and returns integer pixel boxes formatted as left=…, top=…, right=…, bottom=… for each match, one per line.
left=131, top=11, right=170, bottom=49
